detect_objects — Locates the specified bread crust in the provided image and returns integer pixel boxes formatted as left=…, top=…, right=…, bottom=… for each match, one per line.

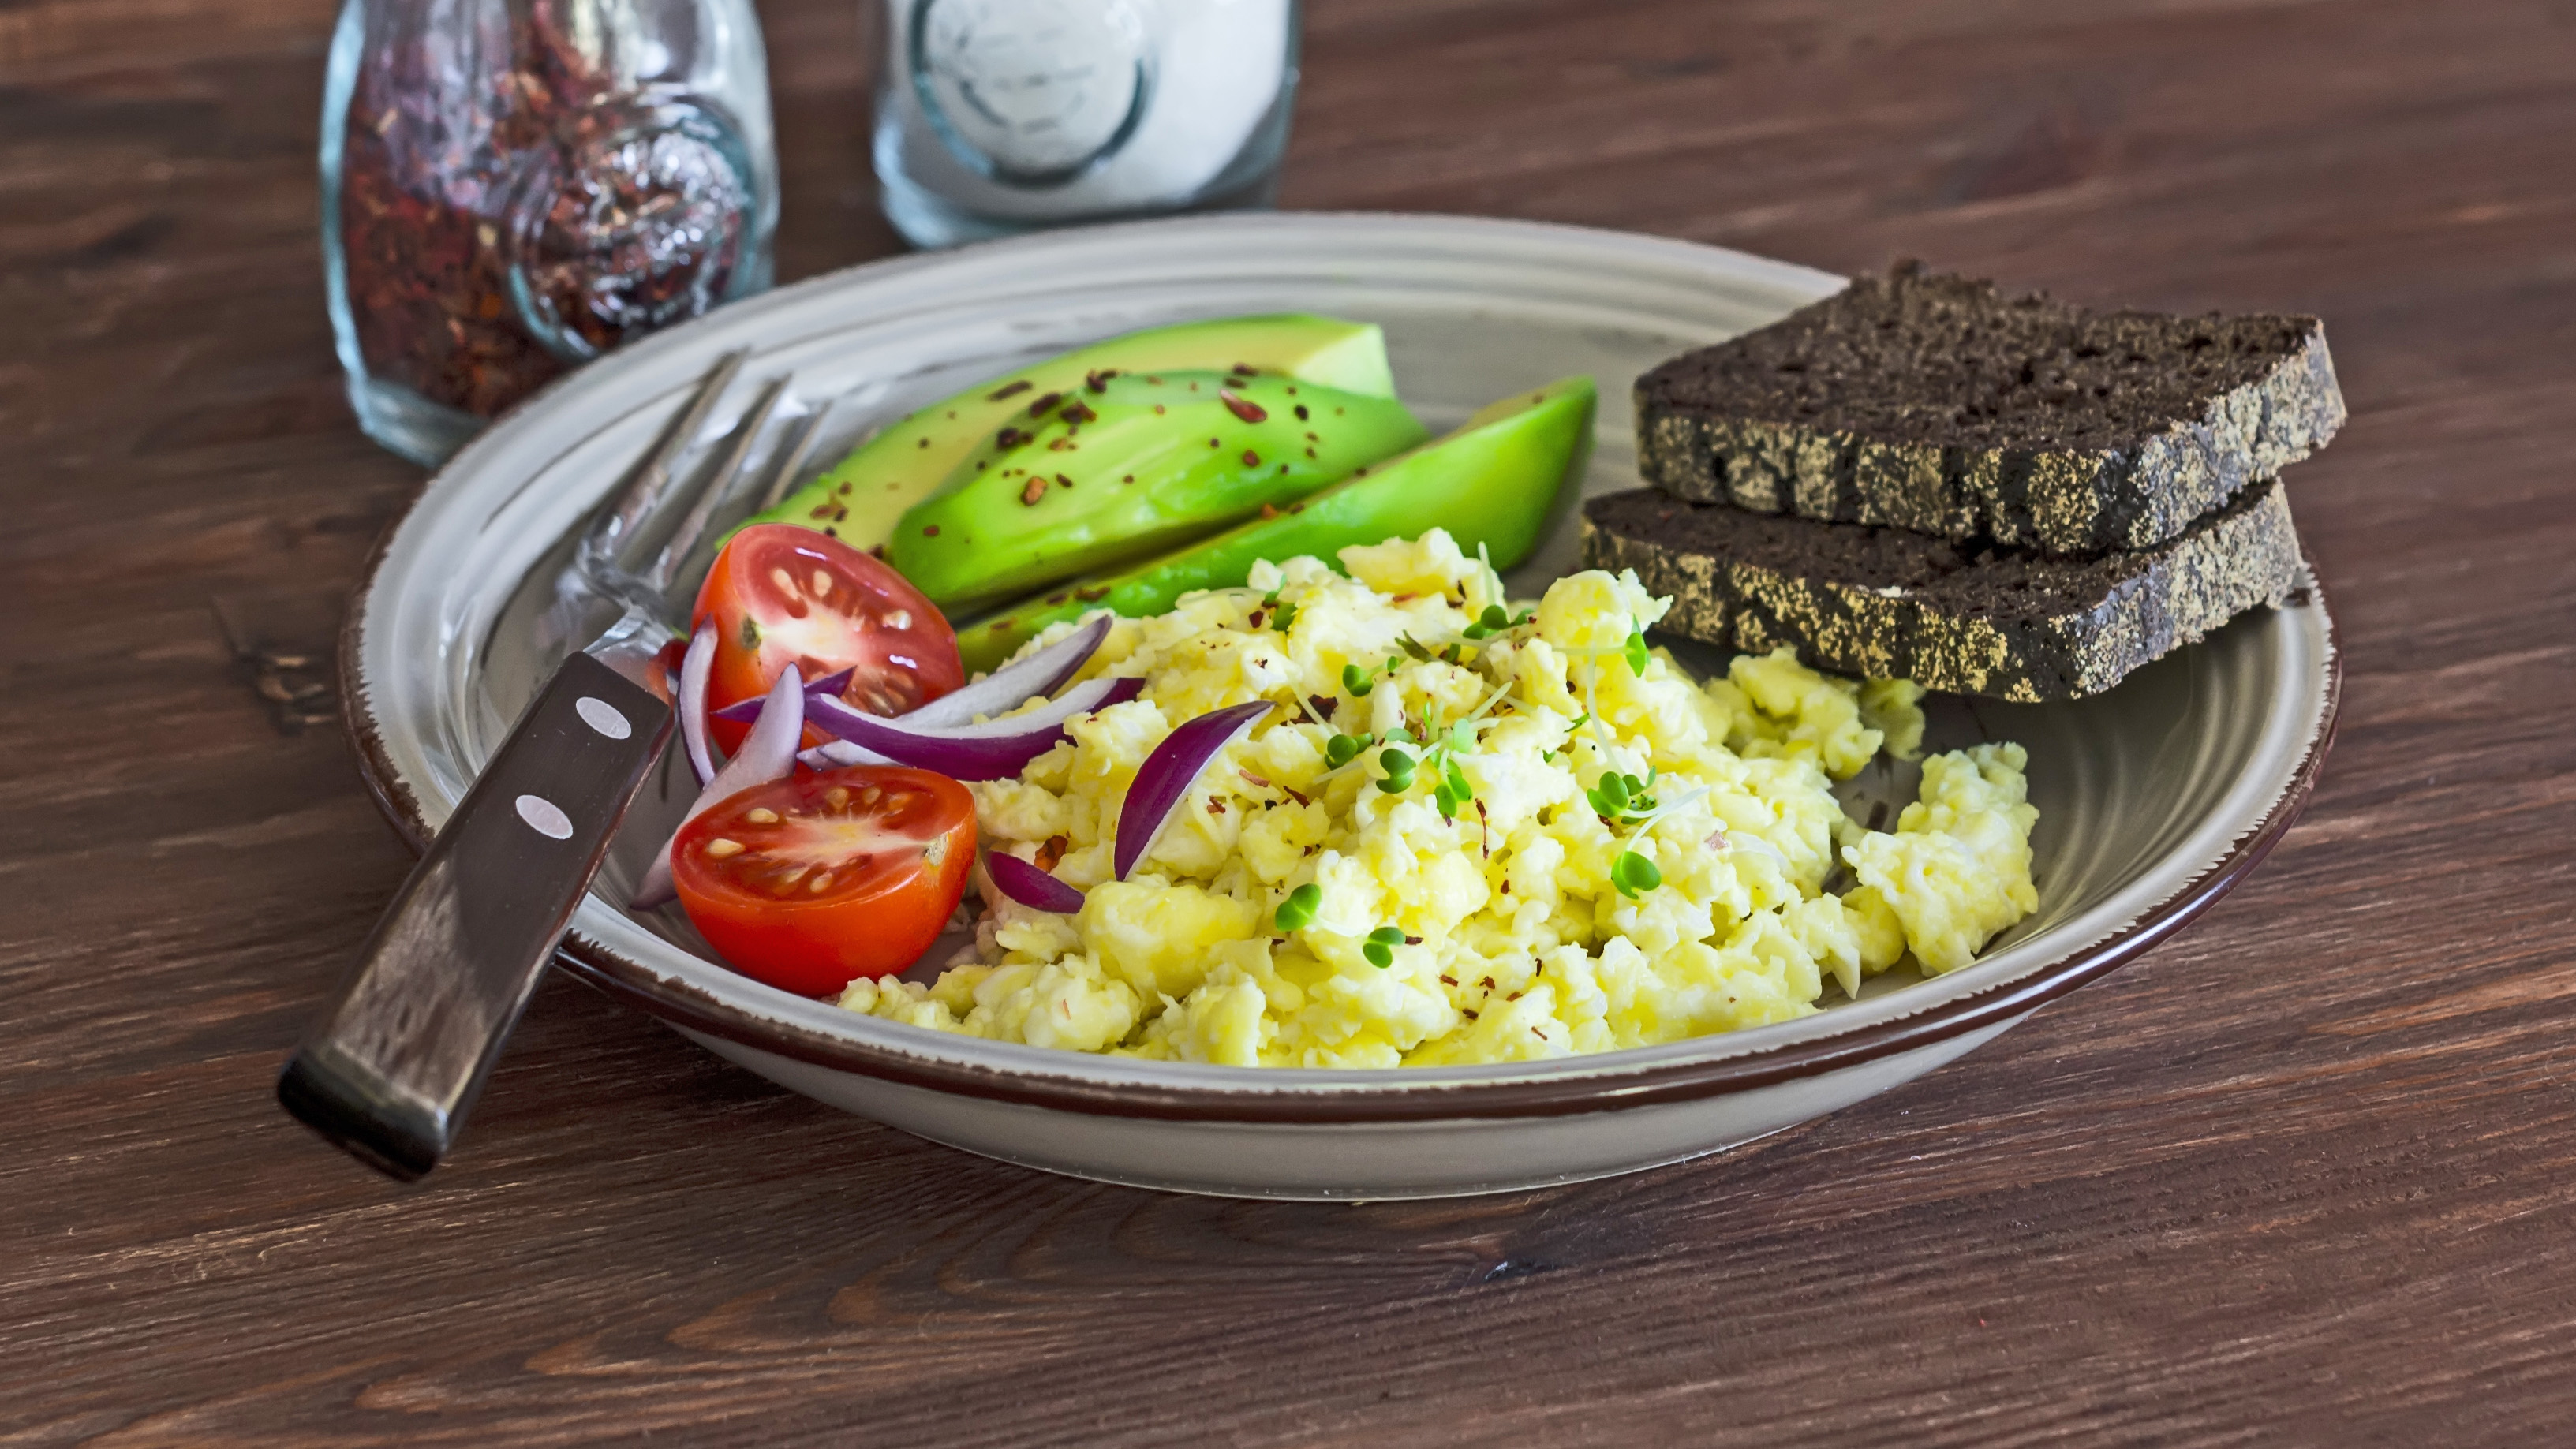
left=1580, top=479, right=2304, bottom=701
left=1634, top=267, right=2346, bottom=555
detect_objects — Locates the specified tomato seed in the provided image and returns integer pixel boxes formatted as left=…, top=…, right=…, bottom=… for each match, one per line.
left=746, top=808, right=779, bottom=824
left=769, top=566, right=796, bottom=594
left=705, top=838, right=745, bottom=858
left=809, top=872, right=832, bottom=892
left=811, top=569, right=832, bottom=596
left=825, top=787, right=850, bottom=808
left=885, top=610, right=910, bottom=630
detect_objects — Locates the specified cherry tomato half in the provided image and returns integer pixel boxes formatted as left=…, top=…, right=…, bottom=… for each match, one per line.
left=694, top=524, right=964, bottom=753
left=671, top=767, right=978, bottom=997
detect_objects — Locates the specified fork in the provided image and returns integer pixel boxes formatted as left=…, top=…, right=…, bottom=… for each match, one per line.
left=279, top=353, right=807, bottom=1181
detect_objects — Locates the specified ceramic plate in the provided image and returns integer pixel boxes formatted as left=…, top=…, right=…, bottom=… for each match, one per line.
left=345, top=213, right=2339, bottom=1199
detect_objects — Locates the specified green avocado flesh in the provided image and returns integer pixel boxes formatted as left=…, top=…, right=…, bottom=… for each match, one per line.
left=884, top=372, right=1429, bottom=613
left=742, top=315, right=1398, bottom=555
left=953, top=375, right=1598, bottom=673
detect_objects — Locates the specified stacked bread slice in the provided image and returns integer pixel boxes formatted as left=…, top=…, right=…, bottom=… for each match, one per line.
left=1579, top=263, right=2345, bottom=700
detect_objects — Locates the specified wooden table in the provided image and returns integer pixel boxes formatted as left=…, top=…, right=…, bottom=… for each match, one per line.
left=9, top=0, right=2574, bottom=1440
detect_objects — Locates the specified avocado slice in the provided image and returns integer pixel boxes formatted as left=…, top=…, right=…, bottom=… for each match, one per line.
left=952, top=375, right=1598, bottom=673
left=743, top=315, right=1398, bottom=555
left=885, top=372, right=1429, bottom=614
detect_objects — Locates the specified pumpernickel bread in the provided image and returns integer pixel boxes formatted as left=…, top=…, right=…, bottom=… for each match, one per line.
left=1635, top=263, right=2344, bottom=555
left=1580, top=477, right=2302, bottom=701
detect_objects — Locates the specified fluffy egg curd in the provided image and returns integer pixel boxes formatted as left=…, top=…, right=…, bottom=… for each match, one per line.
left=836, top=529, right=2039, bottom=1067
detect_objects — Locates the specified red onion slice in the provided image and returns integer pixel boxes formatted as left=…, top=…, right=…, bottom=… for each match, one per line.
left=903, top=614, right=1113, bottom=729
left=805, top=675, right=1143, bottom=782
left=677, top=622, right=719, bottom=786
left=1113, top=700, right=1274, bottom=881
left=986, top=851, right=1086, bottom=914
left=720, top=613, right=1115, bottom=726
left=797, top=740, right=893, bottom=771
left=630, top=665, right=805, bottom=910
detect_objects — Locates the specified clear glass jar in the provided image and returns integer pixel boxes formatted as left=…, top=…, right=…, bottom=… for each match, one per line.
left=321, top=0, right=779, bottom=466
left=873, top=0, right=1300, bottom=250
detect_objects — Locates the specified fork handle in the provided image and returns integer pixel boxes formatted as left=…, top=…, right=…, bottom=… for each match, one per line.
left=279, top=652, right=672, bottom=1179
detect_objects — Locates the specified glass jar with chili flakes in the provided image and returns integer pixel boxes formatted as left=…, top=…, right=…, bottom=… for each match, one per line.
left=321, top=0, right=778, bottom=465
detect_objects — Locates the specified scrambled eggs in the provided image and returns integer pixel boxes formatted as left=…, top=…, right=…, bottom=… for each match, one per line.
left=838, top=529, right=2039, bottom=1066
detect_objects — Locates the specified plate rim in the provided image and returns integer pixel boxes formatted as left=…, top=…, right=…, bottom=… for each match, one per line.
left=340, top=209, right=2343, bottom=1124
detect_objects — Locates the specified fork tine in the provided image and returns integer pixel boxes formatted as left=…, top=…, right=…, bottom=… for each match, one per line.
left=590, top=349, right=746, bottom=564
left=755, top=400, right=834, bottom=514
left=641, top=374, right=791, bottom=595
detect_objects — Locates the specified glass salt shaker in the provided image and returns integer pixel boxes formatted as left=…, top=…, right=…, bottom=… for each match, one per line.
left=873, top=0, right=1301, bottom=249
left=320, top=0, right=779, bottom=466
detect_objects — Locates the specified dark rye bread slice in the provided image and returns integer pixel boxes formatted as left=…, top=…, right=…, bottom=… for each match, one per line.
left=1579, top=478, right=2302, bottom=701
left=1636, top=263, right=2344, bottom=555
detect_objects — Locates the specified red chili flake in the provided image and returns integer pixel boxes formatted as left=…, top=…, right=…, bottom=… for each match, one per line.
left=1058, top=399, right=1097, bottom=424
left=988, top=380, right=1031, bottom=401
left=1034, top=834, right=1067, bottom=871
left=1206, top=798, right=1226, bottom=815
left=1239, top=768, right=1273, bottom=788
left=1247, top=610, right=1266, bottom=629
left=1439, top=974, right=1458, bottom=986
left=1308, top=694, right=1336, bottom=719
left=1020, top=476, right=1048, bottom=506
left=1242, top=450, right=1260, bottom=466
left=922, top=525, right=940, bottom=537
left=995, top=426, right=1029, bottom=449
left=809, top=504, right=833, bottom=519
left=1084, top=368, right=1116, bottom=393
left=1532, top=1026, right=1550, bottom=1041
left=1027, top=391, right=1062, bottom=416
left=1218, top=387, right=1268, bottom=424
left=1463, top=1008, right=1479, bottom=1021
left=336, top=17, right=750, bottom=420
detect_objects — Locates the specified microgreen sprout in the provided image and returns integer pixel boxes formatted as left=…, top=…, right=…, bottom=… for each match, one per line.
left=1375, top=746, right=1418, bottom=794
left=1623, top=627, right=1651, bottom=677
left=1435, top=757, right=1475, bottom=820
left=1324, top=732, right=1373, bottom=769
left=1341, top=655, right=1401, bottom=698
left=1363, top=925, right=1411, bottom=968
left=1586, top=767, right=1659, bottom=825
left=1262, top=589, right=1298, bottom=633
left=1610, top=850, right=1663, bottom=898
left=1274, top=882, right=1322, bottom=932
left=1461, top=603, right=1536, bottom=640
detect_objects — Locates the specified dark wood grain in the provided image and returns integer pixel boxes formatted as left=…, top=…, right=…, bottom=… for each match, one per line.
left=6, top=0, right=2574, bottom=1443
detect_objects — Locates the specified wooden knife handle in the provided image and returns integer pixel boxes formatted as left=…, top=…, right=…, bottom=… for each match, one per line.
left=279, top=652, right=673, bottom=1179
